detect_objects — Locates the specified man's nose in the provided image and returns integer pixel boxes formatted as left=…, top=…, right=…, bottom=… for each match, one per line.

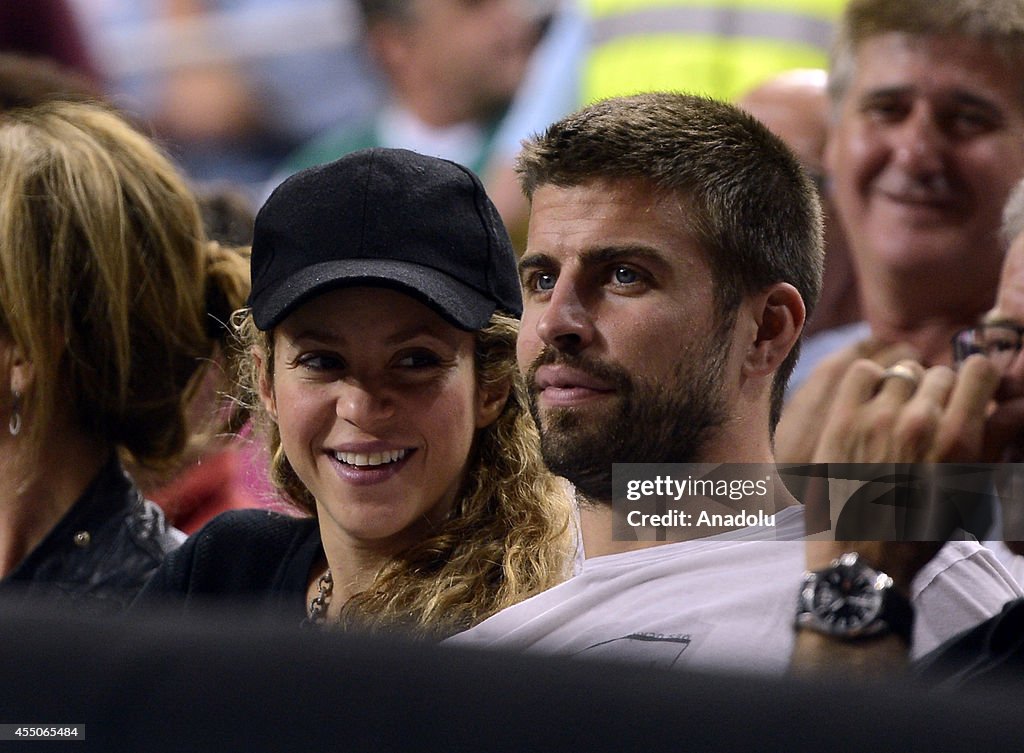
left=890, top=105, right=947, bottom=177
left=534, top=280, right=596, bottom=355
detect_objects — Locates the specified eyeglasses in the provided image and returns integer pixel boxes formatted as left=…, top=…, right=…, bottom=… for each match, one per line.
left=952, top=322, right=1024, bottom=369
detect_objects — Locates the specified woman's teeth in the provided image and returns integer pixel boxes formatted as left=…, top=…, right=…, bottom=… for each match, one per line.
left=334, top=449, right=408, bottom=467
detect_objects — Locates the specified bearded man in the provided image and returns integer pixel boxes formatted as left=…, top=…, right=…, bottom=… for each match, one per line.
left=446, top=92, right=1022, bottom=673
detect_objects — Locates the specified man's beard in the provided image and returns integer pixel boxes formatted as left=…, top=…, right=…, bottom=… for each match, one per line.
left=525, top=335, right=731, bottom=502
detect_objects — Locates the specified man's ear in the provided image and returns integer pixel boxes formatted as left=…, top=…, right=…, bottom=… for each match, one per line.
left=254, top=347, right=278, bottom=423
left=366, top=19, right=411, bottom=77
left=742, top=283, right=806, bottom=378
left=476, top=375, right=512, bottom=430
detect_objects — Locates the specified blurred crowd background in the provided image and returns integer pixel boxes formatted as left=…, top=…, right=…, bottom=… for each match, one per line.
left=2, top=0, right=843, bottom=235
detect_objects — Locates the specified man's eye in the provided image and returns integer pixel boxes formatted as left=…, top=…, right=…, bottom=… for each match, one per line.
left=947, top=110, right=998, bottom=137
left=613, top=266, right=640, bottom=284
left=986, top=338, right=1018, bottom=353
left=527, top=271, right=556, bottom=291
left=862, top=99, right=907, bottom=122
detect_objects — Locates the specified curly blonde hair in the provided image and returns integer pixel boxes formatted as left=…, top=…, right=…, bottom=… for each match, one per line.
left=234, top=307, right=574, bottom=638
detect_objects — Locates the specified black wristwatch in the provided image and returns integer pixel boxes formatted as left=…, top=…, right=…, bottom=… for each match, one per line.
left=795, top=553, right=913, bottom=642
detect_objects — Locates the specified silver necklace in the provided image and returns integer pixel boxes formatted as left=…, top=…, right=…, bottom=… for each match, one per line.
left=304, top=569, right=333, bottom=627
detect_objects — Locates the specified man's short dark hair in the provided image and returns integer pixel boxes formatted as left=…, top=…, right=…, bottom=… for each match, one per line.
left=516, top=91, right=824, bottom=431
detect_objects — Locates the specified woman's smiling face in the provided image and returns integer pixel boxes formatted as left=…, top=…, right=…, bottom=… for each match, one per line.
left=261, top=286, right=503, bottom=553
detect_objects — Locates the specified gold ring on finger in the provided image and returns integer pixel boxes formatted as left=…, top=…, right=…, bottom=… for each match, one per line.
left=879, top=363, right=920, bottom=389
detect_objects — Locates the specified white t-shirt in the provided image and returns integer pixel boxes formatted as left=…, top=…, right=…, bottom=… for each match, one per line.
left=984, top=539, right=1024, bottom=588
left=448, top=507, right=1022, bottom=674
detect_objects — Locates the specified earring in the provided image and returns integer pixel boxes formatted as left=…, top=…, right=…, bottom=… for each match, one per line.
left=9, top=390, right=21, bottom=436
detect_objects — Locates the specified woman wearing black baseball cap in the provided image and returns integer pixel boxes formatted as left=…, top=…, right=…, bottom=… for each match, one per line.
left=138, top=148, right=574, bottom=637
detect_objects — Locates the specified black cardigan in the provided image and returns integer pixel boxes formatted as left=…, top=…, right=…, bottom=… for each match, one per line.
left=132, top=509, right=323, bottom=622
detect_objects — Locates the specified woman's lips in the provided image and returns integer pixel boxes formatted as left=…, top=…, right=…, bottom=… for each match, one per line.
left=327, top=446, right=415, bottom=485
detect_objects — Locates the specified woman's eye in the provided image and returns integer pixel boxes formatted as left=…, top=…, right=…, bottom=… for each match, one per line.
left=396, top=351, right=441, bottom=368
left=296, top=353, right=343, bottom=371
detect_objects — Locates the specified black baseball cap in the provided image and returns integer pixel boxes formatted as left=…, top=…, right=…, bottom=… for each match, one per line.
left=248, top=147, right=522, bottom=331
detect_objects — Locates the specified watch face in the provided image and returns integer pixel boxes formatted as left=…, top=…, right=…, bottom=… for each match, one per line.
left=806, top=559, right=886, bottom=637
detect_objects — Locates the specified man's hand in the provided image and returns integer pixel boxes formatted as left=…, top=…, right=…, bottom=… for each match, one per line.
left=806, top=353, right=1024, bottom=464
left=792, top=356, right=1006, bottom=678
left=776, top=339, right=921, bottom=463
left=806, top=355, right=1001, bottom=579
left=810, top=355, right=1001, bottom=465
